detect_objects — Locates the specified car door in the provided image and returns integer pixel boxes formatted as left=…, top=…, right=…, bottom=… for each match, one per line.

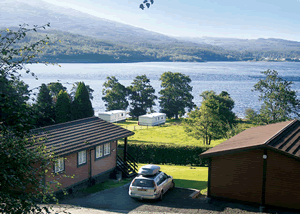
left=160, top=173, right=172, bottom=192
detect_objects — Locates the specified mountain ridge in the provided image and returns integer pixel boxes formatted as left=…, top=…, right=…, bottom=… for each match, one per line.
left=1, top=0, right=300, bottom=62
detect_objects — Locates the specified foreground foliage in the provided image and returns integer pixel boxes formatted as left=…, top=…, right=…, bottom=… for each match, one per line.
left=0, top=24, right=64, bottom=213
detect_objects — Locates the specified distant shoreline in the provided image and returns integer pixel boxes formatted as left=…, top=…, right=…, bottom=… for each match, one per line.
left=35, top=60, right=300, bottom=64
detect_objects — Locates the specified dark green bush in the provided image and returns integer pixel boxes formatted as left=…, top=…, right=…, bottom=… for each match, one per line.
left=118, top=143, right=210, bottom=166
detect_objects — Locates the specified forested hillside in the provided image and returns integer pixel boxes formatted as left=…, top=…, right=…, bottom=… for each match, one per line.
left=13, top=30, right=241, bottom=63
left=2, top=0, right=300, bottom=63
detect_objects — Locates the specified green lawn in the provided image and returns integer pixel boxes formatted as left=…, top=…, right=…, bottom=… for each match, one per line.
left=117, top=119, right=225, bottom=147
left=137, top=163, right=208, bottom=194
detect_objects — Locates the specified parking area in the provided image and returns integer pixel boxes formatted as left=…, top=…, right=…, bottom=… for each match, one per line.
left=46, top=183, right=298, bottom=214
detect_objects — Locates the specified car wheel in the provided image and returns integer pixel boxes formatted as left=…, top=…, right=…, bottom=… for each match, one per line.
left=158, top=190, right=163, bottom=201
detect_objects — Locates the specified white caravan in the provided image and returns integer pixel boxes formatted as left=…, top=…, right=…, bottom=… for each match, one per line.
left=138, top=113, right=166, bottom=126
left=98, top=110, right=126, bottom=123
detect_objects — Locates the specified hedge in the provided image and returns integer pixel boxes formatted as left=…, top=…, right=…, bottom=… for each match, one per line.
left=118, top=143, right=210, bottom=166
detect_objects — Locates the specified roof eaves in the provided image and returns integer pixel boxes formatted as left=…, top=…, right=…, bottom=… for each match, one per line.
left=199, top=144, right=266, bottom=158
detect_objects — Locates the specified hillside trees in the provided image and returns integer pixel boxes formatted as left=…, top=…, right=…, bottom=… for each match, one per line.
left=128, top=75, right=157, bottom=118
left=55, top=90, right=71, bottom=123
left=102, top=76, right=129, bottom=110
left=71, top=82, right=94, bottom=120
left=183, top=91, right=236, bottom=145
left=252, top=70, right=300, bottom=123
left=159, top=71, right=195, bottom=119
left=0, top=24, right=63, bottom=214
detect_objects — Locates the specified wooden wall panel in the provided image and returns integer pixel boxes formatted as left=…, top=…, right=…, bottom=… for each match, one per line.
left=210, top=149, right=264, bottom=204
left=265, top=150, right=300, bottom=210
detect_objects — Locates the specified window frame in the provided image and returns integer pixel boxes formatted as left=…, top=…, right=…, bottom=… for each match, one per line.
left=104, top=142, right=111, bottom=156
left=54, top=157, right=65, bottom=174
left=95, top=144, right=104, bottom=160
left=77, top=150, right=87, bottom=167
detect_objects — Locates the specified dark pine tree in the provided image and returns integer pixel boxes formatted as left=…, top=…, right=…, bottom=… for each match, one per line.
left=71, top=82, right=94, bottom=120
left=55, top=90, right=71, bottom=123
left=35, top=83, right=55, bottom=127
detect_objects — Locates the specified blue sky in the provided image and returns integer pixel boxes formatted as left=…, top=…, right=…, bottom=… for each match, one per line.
left=43, top=0, right=300, bottom=41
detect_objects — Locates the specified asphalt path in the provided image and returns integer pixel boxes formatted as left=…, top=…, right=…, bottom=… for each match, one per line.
left=45, top=183, right=298, bottom=214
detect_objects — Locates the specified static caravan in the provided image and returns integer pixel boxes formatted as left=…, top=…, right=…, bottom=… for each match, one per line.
left=138, top=113, right=166, bottom=126
left=98, top=110, right=126, bottom=123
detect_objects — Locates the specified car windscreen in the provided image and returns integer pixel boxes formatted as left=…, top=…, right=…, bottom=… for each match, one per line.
left=132, top=179, right=154, bottom=187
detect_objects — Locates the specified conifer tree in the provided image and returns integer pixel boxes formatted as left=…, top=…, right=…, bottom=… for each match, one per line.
left=55, top=90, right=71, bottom=123
left=35, top=83, right=55, bottom=127
left=71, top=82, right=94, bottom=120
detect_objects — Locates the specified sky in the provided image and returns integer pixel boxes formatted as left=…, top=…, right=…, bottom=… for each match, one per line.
left=42, top=0, right=300, bottom=41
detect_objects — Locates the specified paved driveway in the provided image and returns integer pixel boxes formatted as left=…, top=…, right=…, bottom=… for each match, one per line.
left=47, top=183, right=298, bottom=214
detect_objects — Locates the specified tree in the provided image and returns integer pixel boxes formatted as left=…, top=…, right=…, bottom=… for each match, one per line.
left=34, top=83, right=55, bottom=127
left=253, top=69, right=300, bottom=123
left=70, top=81, right=94, bottom=101
left=102, top=76, right=129, bottom=110
left=55, top=90, right=71, bottom=123
left=71, top=81, right=94, bottom=120
left=183, top=90, right=236, bottom=145
left=159, top=71, right=195, bottom=119
left=0, top=24, right=64, bottom=213
left=47, top=82, right=67, bottom=99
left=128, top=75, right=157, bottom=118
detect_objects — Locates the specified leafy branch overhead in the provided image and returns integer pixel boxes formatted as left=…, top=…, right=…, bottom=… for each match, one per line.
left=140, top=0, right=154, bottom=10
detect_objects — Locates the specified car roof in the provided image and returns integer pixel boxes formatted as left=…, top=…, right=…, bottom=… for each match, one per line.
left=135, top=171, right=163, bottom=180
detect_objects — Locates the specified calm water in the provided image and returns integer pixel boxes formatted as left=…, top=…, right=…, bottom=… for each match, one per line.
left=22, top=62, right=300, bottom=118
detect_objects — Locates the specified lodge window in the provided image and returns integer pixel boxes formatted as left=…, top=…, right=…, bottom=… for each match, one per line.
left=54, top=157, right=64, bottom=173
left=104, top=143, right=110, bottom=156
left=95, top=145, right=103, bottom=159
left=78, top=150, right=87, bottom=166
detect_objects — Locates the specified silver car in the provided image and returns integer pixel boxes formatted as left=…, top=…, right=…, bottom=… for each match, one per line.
left=129, top=164, right=175, bottom=200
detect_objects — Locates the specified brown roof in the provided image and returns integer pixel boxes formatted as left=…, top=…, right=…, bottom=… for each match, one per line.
left=30, top=116, right=134, bottom=156
left=200, top=119, right=300, bottom=160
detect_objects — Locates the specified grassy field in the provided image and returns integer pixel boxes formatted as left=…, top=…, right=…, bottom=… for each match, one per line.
left=116, top=119, right=225, bottom=147
left=137, top=163, right=208, bottom=194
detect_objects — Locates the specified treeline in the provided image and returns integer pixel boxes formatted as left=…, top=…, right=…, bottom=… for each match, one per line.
left=29, top=81, right=94, bottom=128
left=104, top=70, right=300, bottom=145
left=11, top=29, right=300, bottom=63
left=102, top=72, right=194, bottom=119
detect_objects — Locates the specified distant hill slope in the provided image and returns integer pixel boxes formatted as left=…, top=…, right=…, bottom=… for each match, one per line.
left=177, top=36, right=300, bottom=52
left=0, top=0, right=179, bottom=45
left=1, top=0, right=300, bottom=62
left=13, top=30, right=238, bottom=63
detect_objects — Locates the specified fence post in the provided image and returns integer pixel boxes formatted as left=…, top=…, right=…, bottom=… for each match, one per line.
left=134, top=126, right=135, bottom=131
